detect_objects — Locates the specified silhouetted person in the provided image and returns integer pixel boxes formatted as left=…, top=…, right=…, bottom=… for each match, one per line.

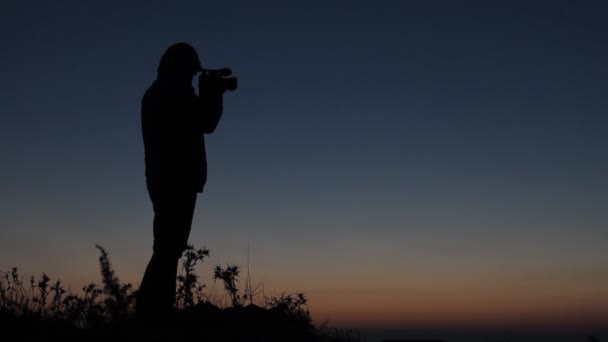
left=137, top=43, right=225, bottom=320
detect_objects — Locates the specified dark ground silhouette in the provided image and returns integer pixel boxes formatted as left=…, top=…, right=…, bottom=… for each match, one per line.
left=1, top=252, right=605, bottom=342
left=1, top=247, right=355, bottom=342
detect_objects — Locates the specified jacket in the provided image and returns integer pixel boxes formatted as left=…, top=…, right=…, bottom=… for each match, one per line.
left=142, top=78, right=223, bottom=192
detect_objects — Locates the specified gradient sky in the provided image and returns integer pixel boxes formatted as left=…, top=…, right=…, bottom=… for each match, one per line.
left=1, top=0, right=607, bottom=332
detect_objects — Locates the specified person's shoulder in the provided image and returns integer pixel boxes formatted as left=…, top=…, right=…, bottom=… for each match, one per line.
left=143, top=80, right=164, bottom=102
left=144, top=80, right=161, bottom=95
left=142, top=81, right=163, bottom=115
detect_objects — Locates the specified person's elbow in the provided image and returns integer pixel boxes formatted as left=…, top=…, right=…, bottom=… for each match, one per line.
left=202, top=117, right=221, bottom=134
left=203, top=125, right=218, bottom=134
left=204, top=108, right=223, bottom=134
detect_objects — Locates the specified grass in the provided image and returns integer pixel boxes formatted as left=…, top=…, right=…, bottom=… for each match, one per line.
left=0, top=245, right=362, bottom=342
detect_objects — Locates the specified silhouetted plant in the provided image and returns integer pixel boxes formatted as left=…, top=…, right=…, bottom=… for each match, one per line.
left=267, top=292, right=310, bottom=321
left=48, top=279, right=66, bottom=316
left=213, top=264, right=242, bottom=307
left=1, top=269, right=68, bottom=318
left=176, top=244, right=209, bottom=308
left=32, top=273, right=50, bottom=314
left=95, top=245, right=135, bottom=321
left=0, top=268, right=30, bottom=315
left=243, top=251, right=262, bottom=306
left=61, top=282, right=104, bottom=328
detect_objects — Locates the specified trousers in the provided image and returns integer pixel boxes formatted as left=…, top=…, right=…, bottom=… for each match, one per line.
left=136, top=187, right=198, bottom=319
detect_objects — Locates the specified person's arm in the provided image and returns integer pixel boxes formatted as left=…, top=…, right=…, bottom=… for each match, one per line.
left=195, top=74, right=224, bottom=134
left=197, top=88, right=224, bottom=134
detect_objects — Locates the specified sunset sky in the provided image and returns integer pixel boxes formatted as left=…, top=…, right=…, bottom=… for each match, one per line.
left=1, top=0, right=607, bottom=336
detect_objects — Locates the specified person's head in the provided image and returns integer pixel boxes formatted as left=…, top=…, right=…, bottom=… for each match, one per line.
left=157, top=42, right=202, bottom=83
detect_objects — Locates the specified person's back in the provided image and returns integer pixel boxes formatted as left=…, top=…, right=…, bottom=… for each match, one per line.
left=142, top=77, right=209, bottom=193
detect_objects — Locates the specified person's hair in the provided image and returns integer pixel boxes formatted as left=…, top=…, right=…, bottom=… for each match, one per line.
left=157, top=42, right=202, bottom=79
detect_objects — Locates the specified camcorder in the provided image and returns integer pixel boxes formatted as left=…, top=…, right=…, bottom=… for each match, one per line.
left=199, top=68, right=238, bottom=93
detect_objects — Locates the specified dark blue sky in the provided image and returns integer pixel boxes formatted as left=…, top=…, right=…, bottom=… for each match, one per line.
left=1, top=0, right=607, bottom=331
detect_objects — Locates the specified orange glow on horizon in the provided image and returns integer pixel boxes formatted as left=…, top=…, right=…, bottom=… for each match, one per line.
left=6, top=261, right=607, bottom=332
left=306, top=286, right=608, bottom=330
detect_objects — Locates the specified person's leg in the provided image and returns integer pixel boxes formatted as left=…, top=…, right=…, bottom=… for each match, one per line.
left=137, top=189, right=197, bottom=320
